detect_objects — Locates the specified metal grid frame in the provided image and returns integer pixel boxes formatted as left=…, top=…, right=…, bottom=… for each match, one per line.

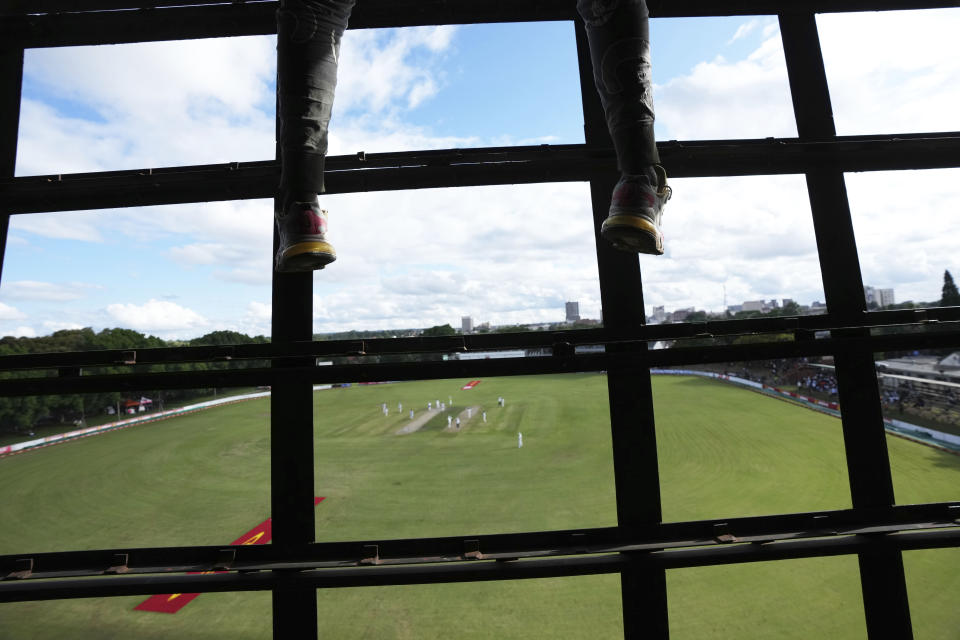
left=1, top=1, right=959, bottom=637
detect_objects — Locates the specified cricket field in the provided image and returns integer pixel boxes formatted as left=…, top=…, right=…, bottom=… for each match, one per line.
left=0, top=374, right=957, bottom=639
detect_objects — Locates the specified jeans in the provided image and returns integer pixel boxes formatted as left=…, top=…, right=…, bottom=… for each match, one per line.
left=576, top=0, right=659, bottom=170
left=277, top=0, right=355, bottom=195
left=277, top=0, right=658, bottom=195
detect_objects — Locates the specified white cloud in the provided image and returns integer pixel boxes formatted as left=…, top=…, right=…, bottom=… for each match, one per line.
left=18, top=36, right=277, bottom=176
left=223, top=301, right=273, bottom=338
left=335, top=26, right=456, bottom=115
left=5, top=326, right=37, bottom=338
left=655, top=29, right=796, bottom=140
left=12, top=206, right=107, bottom=241
left=298, top=180, right=603, bottom=332
left=727, top=18, right=761, bottom=44
left=11, top=14, right=958, bottom=338
left=817, top=9, right=960, bottom=135
left=106, top=299, right=209, bottom=333
left=845, top=168, right=959, bottom=304
left=41, top=320, right=84, bottom=332
left=1, top=280, right=95, bottom=301
left=169, top=243, right=258, bottom=267
left=0, top=302, right=27, bottom=321
left=632, top=174, right=825, bottom=313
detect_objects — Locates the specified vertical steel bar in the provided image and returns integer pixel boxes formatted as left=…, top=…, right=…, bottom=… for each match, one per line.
left=778, top=12, right=912, bottom=639
left=575, top=20, right=669, bottom=640
left=270, top=241, right=318, bottom=638
left=270, top=76, right=318, bottom=634
left=0, top=45, right=24, bottom=286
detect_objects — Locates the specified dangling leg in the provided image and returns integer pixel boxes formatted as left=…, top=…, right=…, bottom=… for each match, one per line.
left=275, top=0, right=356, bottom=272
left=577, top=0, right=671, bottom=255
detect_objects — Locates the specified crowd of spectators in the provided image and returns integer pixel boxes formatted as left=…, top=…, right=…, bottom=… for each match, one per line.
left=709, top=358, right=960, bottom=431
left=798, top=372, right=838, bottom=397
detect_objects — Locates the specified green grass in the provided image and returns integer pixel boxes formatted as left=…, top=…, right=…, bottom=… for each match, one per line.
left=0, top=374, right=956, bottom=639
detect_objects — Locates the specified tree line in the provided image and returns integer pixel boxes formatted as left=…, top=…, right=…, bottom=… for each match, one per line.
left=0, top=328, right=268, bottom=434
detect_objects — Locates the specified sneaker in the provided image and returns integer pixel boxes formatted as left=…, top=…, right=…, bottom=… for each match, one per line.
left=600, top=165, right=672, bottom=255
left=274, top=197, right=337, bottom=272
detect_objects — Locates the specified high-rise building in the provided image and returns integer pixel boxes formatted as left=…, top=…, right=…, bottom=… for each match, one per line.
left=461, top=316, right=473, bottom=334
left=865, top=286, right=895, bottom=308
left=565, top=301, right=580, bottom=323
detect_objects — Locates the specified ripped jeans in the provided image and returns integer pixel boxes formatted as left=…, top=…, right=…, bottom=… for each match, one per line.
left=277, top=0, right=658, bottom=196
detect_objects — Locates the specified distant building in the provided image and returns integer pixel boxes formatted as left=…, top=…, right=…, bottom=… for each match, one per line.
left=652, top=305, right=667, bottom=323
left=461, top=316, right=473, bottom=334
left=742, top=300, right=765, bottom=312
left=865, top=286, right=895, bottom=308
left=565, top=301, right=580, bottom=323
left=669, top=307, right=695, bottom=322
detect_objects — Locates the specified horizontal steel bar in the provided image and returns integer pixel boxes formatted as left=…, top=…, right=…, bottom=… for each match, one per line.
left=0, top=308, right=957, bottom=374
left=1, top=325, right=959, bottom=397
left=4, top=134, right=960, bottom=214
left=4, top=0, right=956, bottom=48
left=6, top=0, right=956, bottom=17
left=1, top=528, right=957, bottom=603
left=1, top=502, right=956, bottom=584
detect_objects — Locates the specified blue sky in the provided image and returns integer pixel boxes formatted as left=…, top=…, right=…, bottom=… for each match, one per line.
left=2, top=9, right=958, bottom=339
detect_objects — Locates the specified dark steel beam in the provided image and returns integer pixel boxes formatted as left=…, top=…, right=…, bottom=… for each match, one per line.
left=5, top=0, right=955, bottom=18
left=4, top=1, right=957, bottom=48
left=574, top=21, right=668, bottom=640
left=0, top=46, right=23, bottom=287
left=2, top=502, right=957, bottom=587
left=4, top=134, right=959, bottom=215
left=0, top=309, right=958, bottom=374
left=1, top=527, right=957, bottom=603
left=1, top=325, right=959, bottom=397
left=269, top=69, right=317, bottom=633
left=780, top=12, right=913, bottom=639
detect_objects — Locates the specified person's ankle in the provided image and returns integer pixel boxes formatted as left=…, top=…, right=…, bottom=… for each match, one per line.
left=622, top=165, right=657, bottom=183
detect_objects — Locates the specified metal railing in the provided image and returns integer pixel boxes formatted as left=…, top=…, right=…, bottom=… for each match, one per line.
left=1, top=1, right=959, bottom=637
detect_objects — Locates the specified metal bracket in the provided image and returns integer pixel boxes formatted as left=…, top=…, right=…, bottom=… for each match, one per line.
left=464, top=539, right=483, bottom=560
left=213, top=548, right=236, bottom=571
left=713, top=523, right=739, bottom=544
left=552, top=341, right=574, bottom=359
left=105, top=553, right=129, bottom=574
left=5, top=558, right=33, bottom=580
left=360, top=544, right=380, bottom=565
